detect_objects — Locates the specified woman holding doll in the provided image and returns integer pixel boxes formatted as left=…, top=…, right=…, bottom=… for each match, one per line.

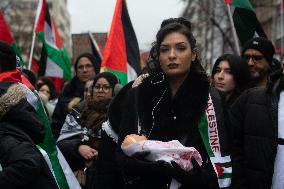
left=110, top=17, right=231, bottom=189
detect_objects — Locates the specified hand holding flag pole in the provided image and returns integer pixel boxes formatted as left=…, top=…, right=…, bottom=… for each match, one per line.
left=225, top=0, right=240, bottom=55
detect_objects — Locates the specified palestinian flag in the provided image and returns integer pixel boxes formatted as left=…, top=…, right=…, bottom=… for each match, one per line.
left=228, top=0, right=267, bottom=46
left=100, top=0, right=141, bottom=85
left=198, top=93, right=232, bottom=188
left=0, top=11, right=24, bottom=67
left=35, top=0, right=71, bottom=92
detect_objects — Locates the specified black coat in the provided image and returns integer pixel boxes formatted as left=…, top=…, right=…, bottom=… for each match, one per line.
left=229, top=71, right=284, bottom=189
left=0, top=83, right=58, bottom=189
left=95, top=82, right=134, bottom=189
left=113, top=66, right=228, bottom=189
left=51, top=76, right=84, bottom=139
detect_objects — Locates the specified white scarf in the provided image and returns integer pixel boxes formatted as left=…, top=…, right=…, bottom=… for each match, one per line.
left=272, top=91, right=284, bottom=189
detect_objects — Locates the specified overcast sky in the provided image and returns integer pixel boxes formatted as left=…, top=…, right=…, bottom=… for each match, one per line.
left=68, top=0, right=186, bottom=51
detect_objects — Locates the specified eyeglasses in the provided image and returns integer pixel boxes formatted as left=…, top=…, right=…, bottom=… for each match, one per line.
left=93, top=85, right=112, bottom=92
left=77, top=64, right=93, bottom=71
left=243, top=55, right=264, bottom=63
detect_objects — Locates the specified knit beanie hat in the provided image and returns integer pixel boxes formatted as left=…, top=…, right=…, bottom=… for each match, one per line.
left=242, top=37, right=275, bottom=65
left=74, top=53, right=100, bottom=74
left=93, top=72, right=119, bottom=91
left=0, top=41, right=17, bottom=72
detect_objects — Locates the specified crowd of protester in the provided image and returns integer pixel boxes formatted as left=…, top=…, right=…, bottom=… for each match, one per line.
left=0, top=17, right=283, bottom=189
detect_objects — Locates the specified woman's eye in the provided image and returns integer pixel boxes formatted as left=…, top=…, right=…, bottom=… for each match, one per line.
left=160, top=47, right=169, bottom=53
left=225, top=69, right=232, bottom=74
left=176, top=46, right=186, bottom=51
left=215, top=69, right=221, bottom=73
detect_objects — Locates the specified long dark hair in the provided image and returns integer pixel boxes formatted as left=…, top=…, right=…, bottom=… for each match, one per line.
left=212, top=54, right=251, bottom=93
left=211, top=54, right=251, bottom=105
left=147, top=17, right=205, bottom=75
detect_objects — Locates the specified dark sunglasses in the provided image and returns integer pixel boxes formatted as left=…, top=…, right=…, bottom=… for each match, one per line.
left=243, top=55, right=264, bottom=63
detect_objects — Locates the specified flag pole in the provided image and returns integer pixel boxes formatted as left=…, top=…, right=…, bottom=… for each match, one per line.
left=28, top=31, right=36, bottom=70
left=28, top=0, right=41, bottom=71
left=226, top=4, right=241, bottom=55
left=88, top=31, right=103, bottom=59
left=281, top=0, right=284, bottom=60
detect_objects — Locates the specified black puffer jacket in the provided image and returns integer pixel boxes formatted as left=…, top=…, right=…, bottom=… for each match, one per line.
left=0, top=82, right=58, bottom=189
left=114, top=65, right=230, bottom=189
left=229, top=70, right=284, bottom=189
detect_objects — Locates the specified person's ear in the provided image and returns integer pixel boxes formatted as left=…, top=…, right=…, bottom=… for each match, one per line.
left=191, top=48, right=197, bottom=62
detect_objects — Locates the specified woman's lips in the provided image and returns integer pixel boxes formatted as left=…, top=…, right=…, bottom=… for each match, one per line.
left=215, top=83, right=224, bottom=88
left=168, top=63, right=178, bottom=69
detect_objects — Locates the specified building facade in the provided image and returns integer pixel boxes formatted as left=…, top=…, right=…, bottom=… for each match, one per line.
left=0, top=0, right=71, bottom=64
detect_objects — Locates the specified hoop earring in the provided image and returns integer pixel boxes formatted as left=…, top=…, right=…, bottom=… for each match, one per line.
left=151, top=72, right=165, bottom=85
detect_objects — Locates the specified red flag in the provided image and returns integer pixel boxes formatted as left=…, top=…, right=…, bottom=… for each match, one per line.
left=0, top=11, right=25, bottom=66
left=51, top=17, right=63, bottom=48
left=0, top=11, right=14, bottom=44
left=31, top=58, right=39, bottom=74
left=225, top=0, right=232, bottom=5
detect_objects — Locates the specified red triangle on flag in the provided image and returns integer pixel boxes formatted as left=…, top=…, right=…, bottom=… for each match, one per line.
left=101, top=0, right=127, bottom=73
left=35, top=0, right=47, bottom=33
left=224, top=0, right=232, bottom=5
left=0, top=11, right=14, bottom=44
left=215, top=163, right=225, bottom=177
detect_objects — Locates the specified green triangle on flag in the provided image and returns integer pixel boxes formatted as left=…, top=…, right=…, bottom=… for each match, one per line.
left=34, top=0, right=71, bottom=82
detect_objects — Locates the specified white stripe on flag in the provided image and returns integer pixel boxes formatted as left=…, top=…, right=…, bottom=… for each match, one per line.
left=18, top=83, right=38, bottom=109
left=56, top=147, right=82, bottom=189
left=44, top=22, right=58, bottom=50
left=39, top=147, right=82, bottom=189
left=219, top=178, right=231, bottom=188
left=45, top=57, right=64, bottom=78
left=210, top=155, right=231, bottom=164
left=38, top=147, right=60, bottom=188
left=127, top=62, right=138, bottom=82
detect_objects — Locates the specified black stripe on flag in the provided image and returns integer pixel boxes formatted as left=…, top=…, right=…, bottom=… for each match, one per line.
left=233, top=7, right=267, bottom=46
left=121, top=0, right=141, bottom=75
left=216, top=162, right=232, bottom=168
left=89, top=35, right=102, bottom=69
left=38, top=45, right=47, bottom=77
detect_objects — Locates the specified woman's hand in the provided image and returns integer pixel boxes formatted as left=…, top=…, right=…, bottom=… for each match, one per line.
left=78, top=145, right=98, bottom=160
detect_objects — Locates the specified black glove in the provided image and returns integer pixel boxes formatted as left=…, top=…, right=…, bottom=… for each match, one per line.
left=118, top=150, right=173, bottom=176
left=170, top=157, right=215, bottom=189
